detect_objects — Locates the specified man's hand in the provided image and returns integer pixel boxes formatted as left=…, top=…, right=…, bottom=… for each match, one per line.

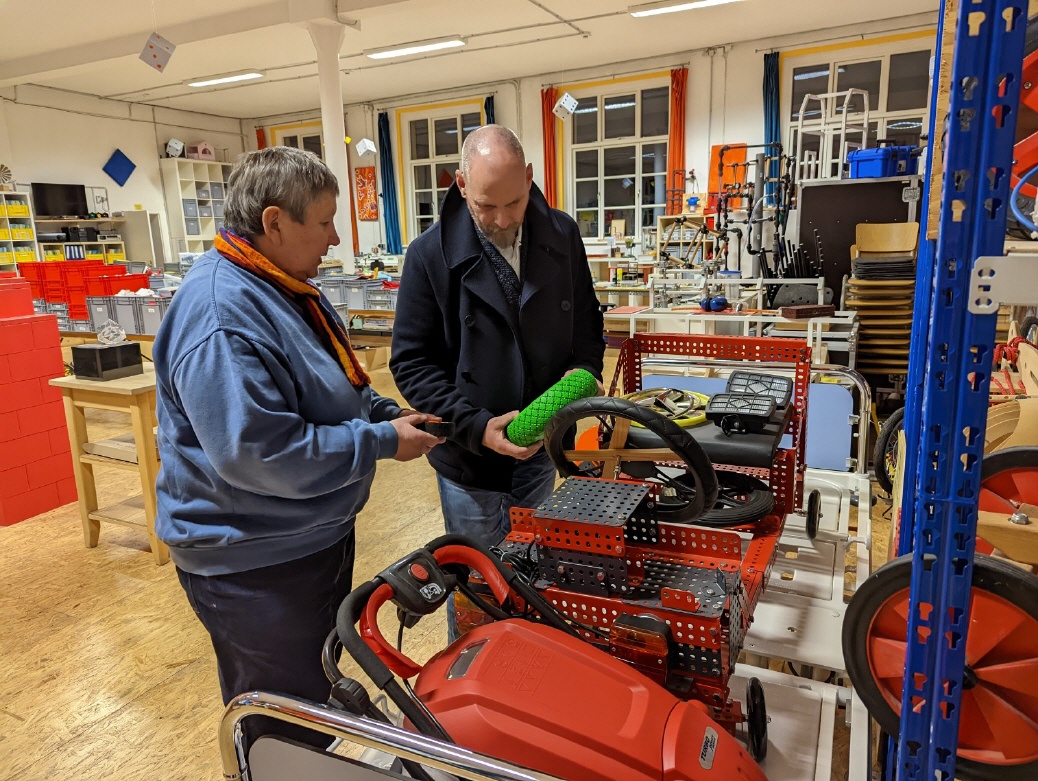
left=390, top=414, right=445, bottom=462
left=482, top=411, right=543, bottom=459
left=564, top=368, right=605, bottom=395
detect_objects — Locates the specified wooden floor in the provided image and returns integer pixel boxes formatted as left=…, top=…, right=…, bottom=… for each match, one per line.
left=0, top=354, right=881, bottom=781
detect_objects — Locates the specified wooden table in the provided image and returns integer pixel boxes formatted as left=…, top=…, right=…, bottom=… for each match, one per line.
left=50, top=365, right=168, bottom=565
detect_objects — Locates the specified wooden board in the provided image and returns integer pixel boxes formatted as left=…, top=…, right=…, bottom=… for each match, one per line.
left=926, top=0, right=957, bottom=240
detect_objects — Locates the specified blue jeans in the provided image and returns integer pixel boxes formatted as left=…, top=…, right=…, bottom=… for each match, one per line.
left=176, top=532, right=355, bottom=753
left=436, top=451, right=557, bottom=640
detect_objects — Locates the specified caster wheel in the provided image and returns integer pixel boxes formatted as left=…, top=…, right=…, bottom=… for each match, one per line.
left=746, top=677, right=768, bottom=762
left=806, top=489, right=821, bottom=539
left=843, top=554, right=1038, bottom=780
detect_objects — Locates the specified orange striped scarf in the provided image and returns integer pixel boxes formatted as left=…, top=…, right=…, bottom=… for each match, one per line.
left=215, top=229, right=371, bottom=388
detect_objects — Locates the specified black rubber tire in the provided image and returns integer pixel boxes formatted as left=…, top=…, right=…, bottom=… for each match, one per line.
left=843, top=554, right=1038, bottom=781
left=544, top=396, right=719, bottom=523
left=806, top=489, right=821, bottom=539
left=982, top=446, right=1038, bottom=480
left=693, top=471, right=774, bottom=527
left=873, top=407, right=905, bottom=496
left=746, top=677, right=768, bottom=762
left=1021, top=316, right=1038, bottom=344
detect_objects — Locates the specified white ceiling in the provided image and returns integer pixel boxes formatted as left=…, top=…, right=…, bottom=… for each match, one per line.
left=0, top=0, right=940, bottom=120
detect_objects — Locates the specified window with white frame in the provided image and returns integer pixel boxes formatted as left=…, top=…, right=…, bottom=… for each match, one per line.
left=271, top=122, right=324, bottom=159
left=402, top=108, right=482, bottom=239
left=568, top=84, right=669, bottom=240
left=785, top=40, right=934, bottom=175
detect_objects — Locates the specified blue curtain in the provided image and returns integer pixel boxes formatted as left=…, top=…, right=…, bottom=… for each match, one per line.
left=484, top=95, right=495, bottom=126
left=377, top=111, right=403, bottom=254
left=763, top=52, right=780, bottom=200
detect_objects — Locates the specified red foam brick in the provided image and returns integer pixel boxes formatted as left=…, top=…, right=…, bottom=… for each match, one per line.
left=31, top=314, right=59, bottom=351
left=40, top=377, right=63, bottom=403
left=0, top=281, right=33, bottom=319
left=0, top=410, right=20, bottom=443
left=17, top=400, right=65, bottom=437
left=0, top=466, right=29, bottom=499
left=48, top=427, right=71, bottom=454
left=0, top=378, right=44, bottom=412
left=0, top=432, right=51, bottom=471
left=0, top=483, right=59, bottom=526
left=0, top=320, right=35, bottom=356
left=0, top=355, right=10, bottom=385
left=56, top=476, right=77, bottom=506
left=26, top=451, right=73, bottom=490
left=9, top=346, right=64, bottom=383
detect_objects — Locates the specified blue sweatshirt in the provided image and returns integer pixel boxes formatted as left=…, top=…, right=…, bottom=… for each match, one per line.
left=153, top=249, right=401, bottom=575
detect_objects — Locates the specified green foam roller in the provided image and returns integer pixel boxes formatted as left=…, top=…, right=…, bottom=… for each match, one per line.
left=506, top=369, right=599, bottom=447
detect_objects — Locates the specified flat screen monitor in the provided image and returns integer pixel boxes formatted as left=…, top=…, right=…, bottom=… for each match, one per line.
left=30, top=183, right=89, bottom=218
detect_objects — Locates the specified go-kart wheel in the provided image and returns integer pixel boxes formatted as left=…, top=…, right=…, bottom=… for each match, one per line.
left=843, top=554, right=1038, bottom=780
left=665, top=470, right=774, bottom=527
left=873, top=407, right=905, bottom=496
left=544, top=396, right=719, bottom=523
left=805, top=489, right=821, bottom=539
left=746, top=677, right=768, bottom=762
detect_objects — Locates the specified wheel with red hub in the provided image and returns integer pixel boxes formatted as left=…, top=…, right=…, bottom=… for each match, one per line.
left=843, top=553, right=1038, bottom=780
left=980, top=447, right=1038, bottom=527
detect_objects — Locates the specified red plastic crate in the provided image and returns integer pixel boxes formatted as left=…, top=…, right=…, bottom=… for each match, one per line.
left=16, top=262, right=45, bottom=282
left=64, top=261, right=109, bottom=287
left=84, top=273, right=149, bottom=297
left=42, top=280, right=68, bottom=304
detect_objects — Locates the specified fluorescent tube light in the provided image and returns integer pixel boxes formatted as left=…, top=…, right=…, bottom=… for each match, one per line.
left=629, top=0, right=744, bottom=18
left=365, top=36, right=465, bottom=60
left=186, top=71, right=264, bottom=88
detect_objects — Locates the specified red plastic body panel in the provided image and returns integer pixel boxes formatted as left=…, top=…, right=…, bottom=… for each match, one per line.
left=413, top=620, right=766, bottom=781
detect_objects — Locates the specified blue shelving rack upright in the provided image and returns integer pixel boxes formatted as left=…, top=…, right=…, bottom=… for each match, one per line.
left=895, top=1, right=1027, bottom=779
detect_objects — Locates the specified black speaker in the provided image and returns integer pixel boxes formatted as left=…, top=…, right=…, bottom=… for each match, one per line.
left=71, top=342, right=143, bottom=381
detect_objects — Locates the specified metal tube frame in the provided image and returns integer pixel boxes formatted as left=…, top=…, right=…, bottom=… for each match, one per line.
left=219, top=692, right=566, bottom=781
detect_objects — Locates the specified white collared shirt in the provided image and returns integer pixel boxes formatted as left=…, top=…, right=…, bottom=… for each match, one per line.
left=494, top=224, right=523, bottom=279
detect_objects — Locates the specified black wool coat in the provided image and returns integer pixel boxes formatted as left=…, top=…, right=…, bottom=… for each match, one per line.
left=389, top=181, right=605, bottom=491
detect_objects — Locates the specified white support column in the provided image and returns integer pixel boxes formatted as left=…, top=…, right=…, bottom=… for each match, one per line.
left=307, top=19, right=355, bottom=270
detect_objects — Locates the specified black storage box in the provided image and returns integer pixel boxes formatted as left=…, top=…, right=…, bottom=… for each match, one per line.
left=71, top=342, right=143, bottom=381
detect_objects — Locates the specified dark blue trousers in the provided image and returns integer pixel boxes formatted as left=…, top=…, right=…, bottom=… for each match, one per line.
left=177, top=531, right=355, bottom=751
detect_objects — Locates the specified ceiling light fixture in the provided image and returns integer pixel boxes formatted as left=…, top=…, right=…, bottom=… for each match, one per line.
left=628, top=0, right=744, bottom=18
left=364, top=35, right=465, bottom=60
left=186, top=71, right=264, bottom=88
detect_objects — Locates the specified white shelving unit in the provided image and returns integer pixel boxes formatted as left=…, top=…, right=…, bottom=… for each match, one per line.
left=160, top=158, right=232, bottom=258
left=34, top=217, right=126, bottom=264
left=0, top=189, right=40, bottom=270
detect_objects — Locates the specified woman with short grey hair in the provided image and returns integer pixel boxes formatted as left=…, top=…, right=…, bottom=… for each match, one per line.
left=152, top=146, right=443, bottom=752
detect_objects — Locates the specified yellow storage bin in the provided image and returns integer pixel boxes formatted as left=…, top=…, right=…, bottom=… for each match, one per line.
left=0, top=229, right=10, bottom=241
left=6, top=204, right=30, bottom=217
left=14, top=250, right=36, bottom=263
left=105, top=250, right=126, bottom=261
left=0, top=204, right=7, bottom=217
left=44, top=249, right=65, bottom=261
left=11, top=228, right=34, bottom=240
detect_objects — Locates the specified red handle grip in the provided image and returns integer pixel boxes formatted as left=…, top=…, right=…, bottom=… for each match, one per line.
left=359, top=582, right=421, bottom=679
left=433, top=544, right=511, bottom=604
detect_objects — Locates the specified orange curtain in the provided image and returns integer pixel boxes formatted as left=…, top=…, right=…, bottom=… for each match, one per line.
left=666, top=67, right=688, bottom=215
left=255, top=128, right=267, bottom=149
left=541, top=87, right=559, bottom=209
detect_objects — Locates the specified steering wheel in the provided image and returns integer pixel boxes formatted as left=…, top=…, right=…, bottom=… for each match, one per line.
left=543, top=396, right=719, bottom=523
left=622, top=388, right=710, bottom=428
